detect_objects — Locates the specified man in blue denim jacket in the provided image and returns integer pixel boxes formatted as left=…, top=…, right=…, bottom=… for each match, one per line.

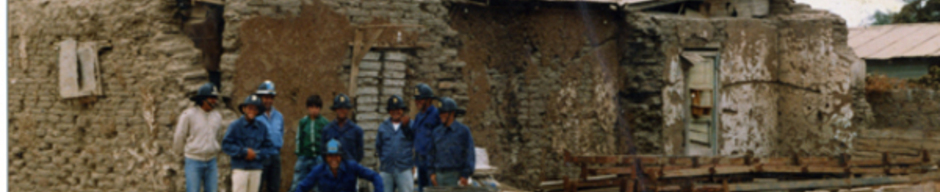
left=428, top=97, right=475, bottom=187
left=296, top=139, right=384, bottom=192
left=254, top=80, right=284, bottom=192
left=322, top=94, right=364, bottom=163
left=376, top=95, right=415, bottom=192
left=411, top=83, right=440, bottom=192
left=223, top=95, right=278, bottom=192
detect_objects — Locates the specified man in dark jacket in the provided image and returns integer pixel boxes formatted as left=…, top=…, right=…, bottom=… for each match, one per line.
left=376, top=95, right=414, bottom=192
left=223, top=95, right=277, bottom=192
left=296, top=139, right=384, bottom=192
left=428, top=97, right=475, bottom=187
left=411, top=83, right=441, bottom=192
left=322, top=93, right=364, bottom=162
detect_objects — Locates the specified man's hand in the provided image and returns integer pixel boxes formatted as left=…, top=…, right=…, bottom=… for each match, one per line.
left=246, top=148, right=256, bottom=161
left=412, top=167, right=416, bottom=176
left=430, top=174, right=438, bottom=186
left=401, top=115, right=411, bottom=124
left=459, top=177, right=469, bottom=186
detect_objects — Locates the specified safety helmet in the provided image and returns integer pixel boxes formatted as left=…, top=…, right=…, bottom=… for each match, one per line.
left=190, top=82, right=220, bottom=101
left=437, top=97, right=466, bottom=116
left=331, top=94, right=353, bottom=110
left=413, top=83, right=436, bottom=100
left=238, top=94, right=266, bottom=114
left=325, top=139, right=343, bottom=155
left=386, top=95, right=409, bottom=111
left=255, top=80, right=276, bottom=96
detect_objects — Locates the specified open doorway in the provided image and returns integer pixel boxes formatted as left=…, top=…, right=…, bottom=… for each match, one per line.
left=682, top=49, right=720, bottom=156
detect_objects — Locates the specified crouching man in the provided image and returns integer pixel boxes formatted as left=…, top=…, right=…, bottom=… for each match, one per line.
left=223, top=95, right=277, bottom=192
left=295, top=139, right=384, bottom=192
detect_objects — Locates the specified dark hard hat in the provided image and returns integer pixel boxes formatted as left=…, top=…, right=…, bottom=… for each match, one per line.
left=413, top=83, right=436, bottom=100
left=238, top=94, right=266, bottom=114
left=255, top=80, right=276, bottom=96
left=386, top=95, right=409, bottom=111
left=190, top=82, right=220, bottom=101
left=331, top=94, right=353, bottom=110
left=437, top=97, right=466, bottom=116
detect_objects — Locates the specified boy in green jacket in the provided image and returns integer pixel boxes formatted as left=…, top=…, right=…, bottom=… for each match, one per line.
left=289, top=95, right=330, bottom=192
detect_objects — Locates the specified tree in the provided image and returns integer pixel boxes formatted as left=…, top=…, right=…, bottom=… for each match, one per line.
left=868, top=0, right=940, bottom=25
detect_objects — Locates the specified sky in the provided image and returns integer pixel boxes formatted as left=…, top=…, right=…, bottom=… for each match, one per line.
left=795, top=0, right=907, bottom=27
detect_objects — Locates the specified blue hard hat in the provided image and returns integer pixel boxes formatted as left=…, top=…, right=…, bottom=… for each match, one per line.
left=438, top=97, right=466, bottom=116
left=238, top=94, right=266, bottom=114
left=331, top=94, right=353, bottom=110
left=255, top=80, right=276, bottom=96
left=190, top=82, right=220, bottom=101
left=386, top=95, right=409, bottom=111
left=413, top=83, right=436, bottom=100
left=325, top=139, right=343, bottom=155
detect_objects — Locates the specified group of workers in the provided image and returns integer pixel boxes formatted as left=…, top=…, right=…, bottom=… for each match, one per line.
left=173, top=81, right=476, bottom=192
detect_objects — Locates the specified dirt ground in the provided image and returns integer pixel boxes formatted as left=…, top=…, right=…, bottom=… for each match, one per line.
left=233, top=2, right=353, bottom=190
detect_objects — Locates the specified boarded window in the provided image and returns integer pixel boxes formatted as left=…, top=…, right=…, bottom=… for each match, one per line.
left=59, top=38, right=101, bottom=99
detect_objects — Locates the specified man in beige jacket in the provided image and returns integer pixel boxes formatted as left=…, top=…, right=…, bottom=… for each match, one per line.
left=174, top=82, right=226, bottom=192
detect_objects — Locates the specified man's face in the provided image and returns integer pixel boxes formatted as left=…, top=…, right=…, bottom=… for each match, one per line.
left=243, top=105, right=259, bottom=121
left=307, top=106, right=321, bottom=118
left=326, top=154, right=341, bottom=169
left=203, top=97, right=218, bottom=109
left=335, top=108, right=349, bottom=120
left=389, top=109, right=404, bottom=121
left=416, top=99, right=430, bottom=111
left=439, top=112, right=454, bottom=126
left=260, top=95, right=275, bottom=110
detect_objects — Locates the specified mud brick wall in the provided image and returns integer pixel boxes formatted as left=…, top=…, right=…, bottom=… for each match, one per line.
left=449, top=3, right=624, bottom=189
left=8, top=0, right=238, bottom=191
left=868, top=89, right=940, bottom=130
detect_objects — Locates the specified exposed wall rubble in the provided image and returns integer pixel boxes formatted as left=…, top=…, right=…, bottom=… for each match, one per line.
left=8, top=0, right=237, bottom=191
left=868, top=89, right=940, bottom=130
left=449, top=3, right=623, bottom=189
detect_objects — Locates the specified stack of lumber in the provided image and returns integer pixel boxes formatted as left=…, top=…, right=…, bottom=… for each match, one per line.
left=540, top=150, right=940, bottom=192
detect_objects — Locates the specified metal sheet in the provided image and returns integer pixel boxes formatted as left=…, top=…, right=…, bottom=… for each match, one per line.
left=849, top=23, right=940, bottom=59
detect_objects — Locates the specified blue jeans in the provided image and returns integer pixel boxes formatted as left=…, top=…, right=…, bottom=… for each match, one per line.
left=185, top=158, right=218, bottom=192
left=381, top=169, right=414, bottom=192
left=290, top=155, right=322, bottom=192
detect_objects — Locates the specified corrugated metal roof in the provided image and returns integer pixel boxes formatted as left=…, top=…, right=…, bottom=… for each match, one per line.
left=849, top=23, right=940, bottom=60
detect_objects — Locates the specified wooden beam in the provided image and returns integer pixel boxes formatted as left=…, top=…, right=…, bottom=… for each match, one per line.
left=726, top=171, right=940, bottom=191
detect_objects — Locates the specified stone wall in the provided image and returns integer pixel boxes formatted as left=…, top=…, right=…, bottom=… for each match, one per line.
left=8, top=0, right=235, bottom=191
left=868, top=89, right=940, bottom=130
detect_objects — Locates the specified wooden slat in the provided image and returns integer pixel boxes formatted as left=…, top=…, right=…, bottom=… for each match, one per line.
left=726, top=171, right=940, bottom=191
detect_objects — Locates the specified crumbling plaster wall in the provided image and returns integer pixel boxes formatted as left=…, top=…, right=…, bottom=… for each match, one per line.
left=628, top=0, right=871, bottom=157
left=8, top=0, right=235, bottom=191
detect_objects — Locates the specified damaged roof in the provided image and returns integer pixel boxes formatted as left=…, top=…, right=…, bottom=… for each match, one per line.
left=849, top=23, right=940, bottom=60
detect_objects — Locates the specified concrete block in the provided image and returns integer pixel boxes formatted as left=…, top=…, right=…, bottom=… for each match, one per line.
left=359, top=60, right=382, bottom=71
left=357, top=87, right=379, bottom=95
left=384, top=61, right=407, bottom=71
left=385, top=51, right=408, bottom=62
left=357, top=71, right=379, bottom=78
left=382, top=71, right=406, bottom=79
left=363, top=51, right=382, bottom=61
left=354, top=112, right=384, bottom=122
left=383, top=79, right=406, bottom=87
left=382, top=87, right=404, bottom=96
left=358, top=95, right=380, bottom=104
